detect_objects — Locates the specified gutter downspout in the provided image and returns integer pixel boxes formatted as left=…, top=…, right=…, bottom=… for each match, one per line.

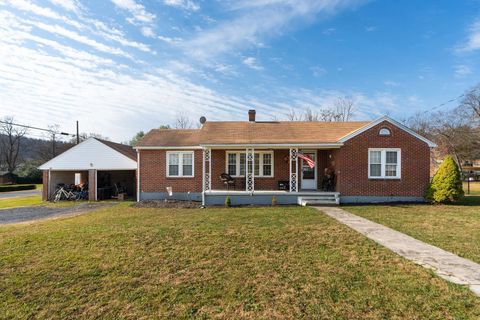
left=137, top=150, right=140, bottom=202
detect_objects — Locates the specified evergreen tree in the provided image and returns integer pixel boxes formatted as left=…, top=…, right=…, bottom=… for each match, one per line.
left=426, top=155, right=464, bottom=204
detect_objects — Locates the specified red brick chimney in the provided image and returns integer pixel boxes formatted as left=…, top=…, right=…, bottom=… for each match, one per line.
left=248, top=109, right=256, bottom=122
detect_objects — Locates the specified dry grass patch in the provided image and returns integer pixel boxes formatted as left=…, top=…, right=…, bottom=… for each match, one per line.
left=0, top=205, right=479, bottom=319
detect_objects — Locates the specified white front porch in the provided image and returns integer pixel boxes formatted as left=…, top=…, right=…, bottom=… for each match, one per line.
left=200, top=146, right=340, bottom=206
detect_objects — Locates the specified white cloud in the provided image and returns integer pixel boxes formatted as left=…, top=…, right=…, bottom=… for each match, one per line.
left=457, top=19, right=480, bottom=52
left=310, top=66, right=327, bottom=77
left=322, top=27, right=335, bottom=35
left=5, top=1, right=153, bottom=53
left=384, top=80, right=399, bottom=87
left=31, top=21, right=133, bottom=59
left=141, top=26, right=155, bottom=37
left=365, top=25, right=376, bottom=32
left=49, top=0, right=81, bottom=13
left=454, top=64, right=472, bottom=78
left=163, top=0, right=200, bottom=11
left=243, top=57, right=264, bottom=70
left=158, top=35, right=183, bottom=44
left=184, top=0, right=367, bottom=60
left=6, top=0, right=83, bottom=29
left=111, top=0, right=155, bottom=24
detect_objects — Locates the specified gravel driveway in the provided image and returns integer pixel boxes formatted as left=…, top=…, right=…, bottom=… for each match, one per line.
left=0, top=203, right=112, bottom=225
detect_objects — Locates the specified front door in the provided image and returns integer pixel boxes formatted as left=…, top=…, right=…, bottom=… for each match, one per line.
left=300, top=151, right=317, bottom=190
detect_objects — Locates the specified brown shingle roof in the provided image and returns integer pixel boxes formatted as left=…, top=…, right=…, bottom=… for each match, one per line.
left=136, top=121, right=371, bottom=147
left=96, top=138, right=137, bottom=160
left=137, top=129, right=201, bottom=147
left=199, top=121, right=370, bottom=145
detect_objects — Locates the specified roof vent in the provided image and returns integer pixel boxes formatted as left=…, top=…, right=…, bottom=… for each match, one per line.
left=248, top=109, right=256, bottom=122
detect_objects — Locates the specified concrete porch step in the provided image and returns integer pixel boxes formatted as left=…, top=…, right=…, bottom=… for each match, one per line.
left=298, top=193, right=340, bottom=206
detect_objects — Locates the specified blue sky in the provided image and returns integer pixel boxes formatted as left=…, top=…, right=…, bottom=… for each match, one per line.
left=0, top=0, right=479, bottom=142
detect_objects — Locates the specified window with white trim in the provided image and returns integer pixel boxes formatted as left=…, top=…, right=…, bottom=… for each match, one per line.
left=368, top=148, right=401, bottom=179
left=167, top=151, right=194, bottom=177
left=226, top=151, right=274, bottom=177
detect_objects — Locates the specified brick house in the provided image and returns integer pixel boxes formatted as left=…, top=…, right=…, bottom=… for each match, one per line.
left=135, top=110, right=436, bottom=206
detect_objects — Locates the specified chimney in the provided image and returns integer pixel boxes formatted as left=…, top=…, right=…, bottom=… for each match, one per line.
left=248, top=109, right=256, bottom=122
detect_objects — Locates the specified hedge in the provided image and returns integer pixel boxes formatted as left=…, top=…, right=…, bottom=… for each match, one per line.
left=0, top=184, right=37, bottom=192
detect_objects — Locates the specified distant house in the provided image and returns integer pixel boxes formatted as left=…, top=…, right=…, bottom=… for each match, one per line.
left=135, top=110, right=436, bottom=206
left=462, top=160, right=480, bottom=181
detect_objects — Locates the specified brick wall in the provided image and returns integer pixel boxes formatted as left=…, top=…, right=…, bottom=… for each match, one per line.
left=211, top=149, right=290, bottom=190
left=42, top=170, right=49, bottom=201
left=140, top=149, right=336, bottom=193
left=139, top=149, right=203, bottom=193
left=334, top=121, right=431, bottom=197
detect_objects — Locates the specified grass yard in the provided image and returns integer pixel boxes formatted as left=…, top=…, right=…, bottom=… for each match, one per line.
left=464, top=181, right=480, bottom=196
left=345, top=195, right=480, bottom=265
left=0, top=205, right=479, bottom=319
left=0, top=195, right=42, bottom=209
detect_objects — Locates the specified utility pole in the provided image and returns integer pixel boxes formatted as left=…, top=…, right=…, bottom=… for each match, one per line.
left=52, top=132, right=56, bottom=157
left=76, top=120, right=79, bottom=144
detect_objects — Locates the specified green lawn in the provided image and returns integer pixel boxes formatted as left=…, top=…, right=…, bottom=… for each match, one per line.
left=344, top=196, right=480, bottom=265
left=0, top=205, right=478, bottom=319
left=0, top=195, right=43, bottom=209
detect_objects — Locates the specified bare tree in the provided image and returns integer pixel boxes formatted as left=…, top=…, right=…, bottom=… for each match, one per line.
left=333, top=96, right=355, bottom=121
left=460, top=85, right=480, bottom=119
left=285, top=97, right=355, bottom=122
left=285, top=108, right=302, bottom=121
left=303, top=107, right=319, bottom=121
left=318, top=109, right=338, bottom=122
left=0, top=117, right=28, bottom=174
left=175, top=113, right=193, bottom=129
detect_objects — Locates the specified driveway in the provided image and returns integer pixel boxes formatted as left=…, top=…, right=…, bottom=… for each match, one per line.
left=0, top=189, right=41, bottom=199
left=0, top=203, right=112, bottom=225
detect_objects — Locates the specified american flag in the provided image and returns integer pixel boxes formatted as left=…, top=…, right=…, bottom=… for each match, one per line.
left=298, top=153, right=315, bottom=168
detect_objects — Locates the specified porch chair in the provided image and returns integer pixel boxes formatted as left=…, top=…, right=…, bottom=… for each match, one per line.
left=220, top=173, right=236, bottom=190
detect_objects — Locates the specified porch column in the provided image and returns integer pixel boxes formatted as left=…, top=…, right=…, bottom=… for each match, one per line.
left=289, top=148, right=298, bottom=192
left=202, top=148, right=211, bottom=206
left=246, top=148, right=254, bottom=193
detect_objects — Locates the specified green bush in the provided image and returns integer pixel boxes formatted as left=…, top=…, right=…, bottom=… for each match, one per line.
left=426, top=155, right=464, bottom=204
left=0, top=184, right=36, bottom=192
left=225, top=196, right=231, bottom=207
left=271, top=196, right=277, bottom=206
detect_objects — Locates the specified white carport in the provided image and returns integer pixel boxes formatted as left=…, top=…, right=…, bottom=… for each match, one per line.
left=39, top=138, right=137, bottom=201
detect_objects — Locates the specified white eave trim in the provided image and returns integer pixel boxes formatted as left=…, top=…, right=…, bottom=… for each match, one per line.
left=200, top=143, right=343, bottom=149
left=134, top=146, right=203, bottom=150
left=337, top=115, right=437, bottom=148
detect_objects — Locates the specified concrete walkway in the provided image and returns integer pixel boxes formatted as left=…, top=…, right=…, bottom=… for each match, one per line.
left=315, top=206, right=480, bottom=296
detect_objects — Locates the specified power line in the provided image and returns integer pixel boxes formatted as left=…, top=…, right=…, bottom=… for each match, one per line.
left=0, top=120, right=75, bottom=136
left=424, top=93, right=466, bottom=114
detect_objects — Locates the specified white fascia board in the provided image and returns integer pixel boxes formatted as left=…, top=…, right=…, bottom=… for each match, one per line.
left=337, top=115, right=437, bottom=148
left=134, top=146, right=202, bottom=150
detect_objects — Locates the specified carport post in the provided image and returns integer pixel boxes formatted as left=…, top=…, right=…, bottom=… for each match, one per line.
left=88, top=169, right=97, bottom=201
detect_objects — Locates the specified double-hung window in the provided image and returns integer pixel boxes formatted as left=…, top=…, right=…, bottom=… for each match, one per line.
left=368, top=148, right=401, bottom=179
left=167, top=151, right=194, bottom=177
left=226, top=151, right=274, bottom=177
